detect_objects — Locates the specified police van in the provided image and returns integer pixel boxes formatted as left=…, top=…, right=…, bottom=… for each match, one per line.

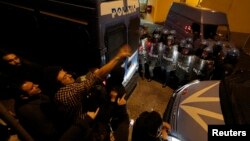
left=0, top=0, right=140, bottom=94
left=164, top=2, right=230, bottom=42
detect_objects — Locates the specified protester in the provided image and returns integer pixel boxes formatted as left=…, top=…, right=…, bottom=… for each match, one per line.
left=42, top=44, right=131, bottom=125
left=14, top=80, right=59, bottom=141
left=0, top=49, right=44, bottom=84
left=132, top=111, right=170, bottom=141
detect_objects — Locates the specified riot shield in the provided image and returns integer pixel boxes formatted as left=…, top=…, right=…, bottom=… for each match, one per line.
left=148, top=42, right=164, bottom=66
left=192, top=58, right=214, bottom=80
left=139, top=38, right=148, bottom=64
left=175, top=54, right=197, bottom=86
left=162, top=45, right=180, bottom=71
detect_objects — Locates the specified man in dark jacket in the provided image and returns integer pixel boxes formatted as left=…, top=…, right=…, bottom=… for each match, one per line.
left=14, top=80, right=59, bottom=141
left=88, top=66, right=129, bottom=141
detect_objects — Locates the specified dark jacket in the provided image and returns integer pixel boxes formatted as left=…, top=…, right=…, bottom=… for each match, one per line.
left=15, top=94, right=59, bottom=141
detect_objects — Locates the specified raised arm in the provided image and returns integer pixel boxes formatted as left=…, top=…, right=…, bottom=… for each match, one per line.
left=94, top=44, right=131, bottom=79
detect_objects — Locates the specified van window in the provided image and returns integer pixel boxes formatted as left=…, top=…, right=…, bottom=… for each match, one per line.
left=203, top=24, right=229, bottom=41
left=203, top=24, right=217, bottom=39
left=215, top=25, right=229, bottom=41
left=191, top=23, right=200, bottom=41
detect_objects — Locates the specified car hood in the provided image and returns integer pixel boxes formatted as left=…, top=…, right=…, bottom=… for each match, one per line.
left=170, top=80, right=225, bottom=141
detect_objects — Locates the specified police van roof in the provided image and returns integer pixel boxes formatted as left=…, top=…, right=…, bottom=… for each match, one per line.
left=170, top=2, right=228, bottom=25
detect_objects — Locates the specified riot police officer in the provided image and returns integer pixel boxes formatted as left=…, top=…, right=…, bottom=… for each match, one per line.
left=212, top=42, right=239, bottom=80
left=180, top=43, right=193, bottom=55
left=147, top=34, right=163, bottom=81
left=139, top=25, right=151, bottom=79
left=195, top=39, right=209, bottom=57
left=224, top=43, right=240, bottom=66
left=162, top=35, right=179, bottom=87
left=139, top=25, right=150, bottom=40
left=138, top=38, right=150, bottom=79
left=223, top=43, right=240, bottom=76
left=179, top=39, right=187, bottom=50
left=160, top=28, right=170, bottom=43
left=211, top=41, right=228, bottom=80
left=186, top=37, right=193, bottom=45
left=200, top=46, right=213, bottom=60
left=175, top=43, right=196, bottom=87
left=169, top=30, right=176, bottom=36
left=213, top=41, right=223, bottom=59
left=152, top=27, right=162, bottom=36
left=192, top=46, right=214, bottom=80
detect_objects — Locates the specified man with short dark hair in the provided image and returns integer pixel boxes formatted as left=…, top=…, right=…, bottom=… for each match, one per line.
left=1, top=50, right=43, bottom=84
left=132, top=111, right=171, bottom=141
left=14, top=80, right=59, bottom=141
left=43, top=44, right=131, bottom=123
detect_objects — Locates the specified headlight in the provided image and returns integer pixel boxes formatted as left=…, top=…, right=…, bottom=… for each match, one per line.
left=168, top=135, right=181, bottom=141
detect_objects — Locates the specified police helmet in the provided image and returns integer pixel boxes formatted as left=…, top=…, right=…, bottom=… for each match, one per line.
left=212, top=41, right=223, bottom=55
left=153, top=34, right=161, bottom=39
left=153, top=27, right=162, bottom=34
left=185, top=43, right=193, bottom=49
left=179, top=39, right=187, bottom=48
left=170, top=30, right=176, bottom=35
left=203, top=46, right=213, bottom=53
left=201, top=39, right=209, bottom=46
left=186, top=37, right=193, bottom=44
left=228, top=46, right=240, bottom=58
left=215, top=41, right=223, bottom=46
left=162, top=28, right=169, bottom=35
left=167, top=35, right=174, bottom=40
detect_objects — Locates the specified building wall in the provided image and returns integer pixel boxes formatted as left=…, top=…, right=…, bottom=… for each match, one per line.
left=144, top=0, right=178, bottom=23
left=200, top=0, right=250, bottom=47
left=201, top=0, right=250, bottom=33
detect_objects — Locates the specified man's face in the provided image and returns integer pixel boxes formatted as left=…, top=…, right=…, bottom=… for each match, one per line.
left=57, top=69, right=75, bottom=85
left=21, top=81, right=42, bottom=96
left=3, top=53, right=21, bottom=66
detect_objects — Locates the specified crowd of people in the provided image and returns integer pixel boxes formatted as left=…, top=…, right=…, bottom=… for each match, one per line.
left=138, top=25, right=240, bottom=88
left=1, top=25, right=240, bottom=141
left=0, top=45, right=171, bottom=141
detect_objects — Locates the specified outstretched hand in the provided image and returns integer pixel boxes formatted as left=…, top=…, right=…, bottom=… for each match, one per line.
left=87, top=107, right=100, bottom=120
left=116, top=44, right=132, bottom=59
left=94, top=44, right=131, bottom=79
left=117, top=94, right=127, bottom=106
